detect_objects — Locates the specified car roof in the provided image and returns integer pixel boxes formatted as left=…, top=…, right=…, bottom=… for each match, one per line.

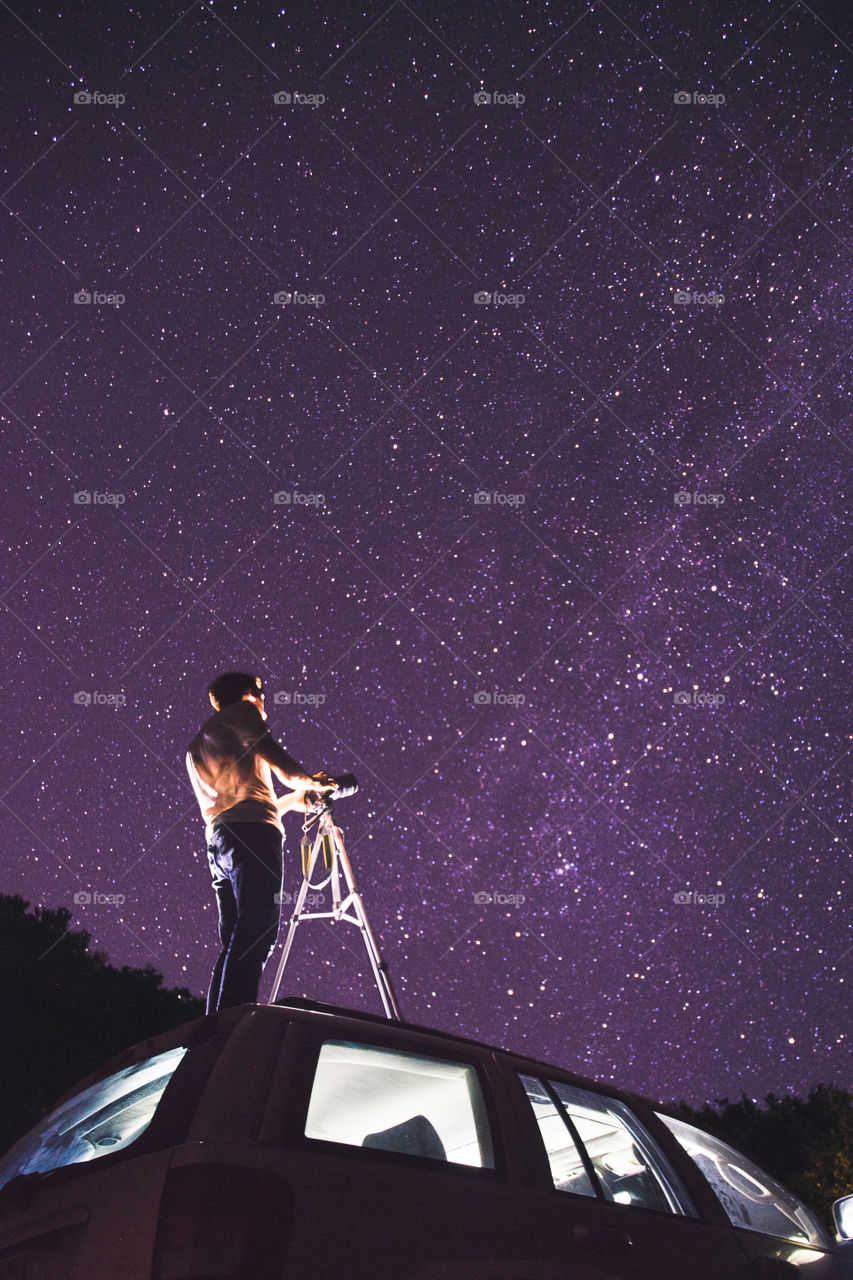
left=271, top=996, right=671, bottom=1115
left=55, top=995, right=673, bottom=1120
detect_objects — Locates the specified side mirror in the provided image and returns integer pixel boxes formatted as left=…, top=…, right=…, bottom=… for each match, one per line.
left=832, top=1194, right=853, bottom=1241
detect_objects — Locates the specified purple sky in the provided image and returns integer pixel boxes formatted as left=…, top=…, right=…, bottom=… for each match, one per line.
left=1, top=0, right=851, bottom=1107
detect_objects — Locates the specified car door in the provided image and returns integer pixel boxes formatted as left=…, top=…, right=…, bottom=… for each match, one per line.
left=266, top=1023, right=523, bottom=1280
left=498, top=1058, right=750, bottom=1280
left=265, top=1020, right=678, bottom=1280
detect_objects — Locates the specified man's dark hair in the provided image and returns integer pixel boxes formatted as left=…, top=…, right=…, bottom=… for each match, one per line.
left=207, top=671, right=264, bottom=710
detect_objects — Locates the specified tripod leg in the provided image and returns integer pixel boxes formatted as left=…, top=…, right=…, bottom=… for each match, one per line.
left=268, top=829, right=324, bottom=1003
left=330, top=824, right=401, bottom=1020
left=330, top=830, right=342, bottom=911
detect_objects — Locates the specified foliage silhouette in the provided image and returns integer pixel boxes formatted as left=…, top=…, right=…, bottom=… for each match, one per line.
left=0, top=894, right=203, bottom=1156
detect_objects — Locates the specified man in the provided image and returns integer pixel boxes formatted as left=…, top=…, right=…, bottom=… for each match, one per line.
left=186, top=671, right=335, bottom=1013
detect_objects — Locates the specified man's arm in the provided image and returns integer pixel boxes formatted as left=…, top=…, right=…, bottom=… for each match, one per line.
left=254, top=732, right=333, bottom=792
left=274, top=791, right=311, bottom=817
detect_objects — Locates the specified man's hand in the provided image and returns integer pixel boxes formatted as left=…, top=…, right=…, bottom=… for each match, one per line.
left=275, top=772, right=337, bottom=817
left=310, top=771, right=337, bottom=792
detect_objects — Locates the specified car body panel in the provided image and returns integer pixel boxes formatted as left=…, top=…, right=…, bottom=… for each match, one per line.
left=0, top=1149, right=172, bottom=1280
left=0, top=1000, right=849, bottom=1280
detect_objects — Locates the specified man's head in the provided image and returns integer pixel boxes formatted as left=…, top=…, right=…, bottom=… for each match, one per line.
left=207, top=671, right=265, bottom=712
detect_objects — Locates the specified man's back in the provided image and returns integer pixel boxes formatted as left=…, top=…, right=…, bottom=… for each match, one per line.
left=186, top=700, right=281, bottom=833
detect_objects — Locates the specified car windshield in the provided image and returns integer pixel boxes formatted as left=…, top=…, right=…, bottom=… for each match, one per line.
left=657, top=1113, right=830, bottom=1248
left=0, top=1047, right=187, bottom=1190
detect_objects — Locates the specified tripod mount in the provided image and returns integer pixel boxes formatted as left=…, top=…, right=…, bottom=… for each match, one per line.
left=268, top=775, right=401, bottom=1020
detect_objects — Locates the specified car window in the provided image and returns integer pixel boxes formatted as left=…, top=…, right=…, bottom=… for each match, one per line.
left=521, top=1076, right=696, bottom=1215
left=304, top=1039, right=494, bottom=1169
left=519, top=1074, right=597, bottom=1197
left=656, top=1114, right=830, bottom=1248
left=0, top=1047, right=188, bottom=1190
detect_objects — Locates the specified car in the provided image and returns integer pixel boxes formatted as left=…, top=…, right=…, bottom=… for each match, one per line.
left=0, top=996, right=850, bottom=1279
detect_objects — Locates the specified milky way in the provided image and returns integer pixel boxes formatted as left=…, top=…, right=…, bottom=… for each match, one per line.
left=1, top=0, right=851, bottom=1107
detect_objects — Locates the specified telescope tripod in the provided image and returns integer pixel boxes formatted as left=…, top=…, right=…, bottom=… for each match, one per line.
left=268, top=789, right=401, bottom=1020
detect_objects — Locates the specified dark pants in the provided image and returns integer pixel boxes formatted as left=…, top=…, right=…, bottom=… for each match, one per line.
left=205, top=820, right=283, bottom=1013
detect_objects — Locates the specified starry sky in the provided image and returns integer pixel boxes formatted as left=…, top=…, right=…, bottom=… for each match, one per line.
left=1, top=0, right=851, bottom=1109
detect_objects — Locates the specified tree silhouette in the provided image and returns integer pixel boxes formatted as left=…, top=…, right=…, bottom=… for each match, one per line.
left=0, top=894, right=203, bottom=1157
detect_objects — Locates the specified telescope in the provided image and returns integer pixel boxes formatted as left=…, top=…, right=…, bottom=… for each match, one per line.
left=327, top=772, right=358, bottom=802
left=304, top=772, right=358, bottom=807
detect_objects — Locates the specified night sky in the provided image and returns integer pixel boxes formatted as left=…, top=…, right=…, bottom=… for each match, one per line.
left=1, top=0, right=851, bottom=1108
